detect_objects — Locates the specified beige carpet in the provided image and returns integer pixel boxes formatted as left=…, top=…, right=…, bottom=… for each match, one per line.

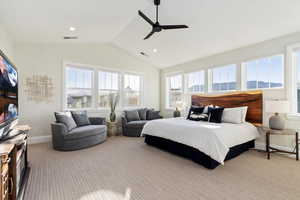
left=25, top=137, right=300, bottom=200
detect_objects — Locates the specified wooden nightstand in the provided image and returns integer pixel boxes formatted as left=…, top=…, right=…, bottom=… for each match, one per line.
left=258, top=126, right=299, bottom=160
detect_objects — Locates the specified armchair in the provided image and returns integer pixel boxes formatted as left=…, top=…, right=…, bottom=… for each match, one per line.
left=51, top=117, right=107, bottom=151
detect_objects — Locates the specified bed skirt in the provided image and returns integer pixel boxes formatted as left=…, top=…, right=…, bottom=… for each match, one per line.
left=144, top=135, right=255, bottom=169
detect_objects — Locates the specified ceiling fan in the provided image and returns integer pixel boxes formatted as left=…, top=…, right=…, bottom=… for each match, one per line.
left=138, top=0, right=189, bottom=40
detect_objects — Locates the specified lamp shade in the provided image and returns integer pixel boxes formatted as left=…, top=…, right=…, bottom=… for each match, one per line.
left=265, top=100, right=290, bottom=114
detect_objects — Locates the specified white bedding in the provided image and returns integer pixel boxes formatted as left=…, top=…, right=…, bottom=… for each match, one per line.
left=141, top=117, right=259, bottom=164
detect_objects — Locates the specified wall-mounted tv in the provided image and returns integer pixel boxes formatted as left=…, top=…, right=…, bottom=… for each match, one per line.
left=0, top=49, right=18, bottom=136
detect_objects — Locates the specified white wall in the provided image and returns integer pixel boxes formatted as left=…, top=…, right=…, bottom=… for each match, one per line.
left=15, top=43, right=160, bottom=138
left=0, top=25, right=14, bottom=60
left=161, top=31, right=300, bottom=149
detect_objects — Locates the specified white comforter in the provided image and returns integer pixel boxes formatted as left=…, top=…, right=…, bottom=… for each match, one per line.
left=141, top=117, right=259, bottom=164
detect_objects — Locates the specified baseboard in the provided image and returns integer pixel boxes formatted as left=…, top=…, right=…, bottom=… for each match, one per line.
left=28, top=135, right=51, bottom=144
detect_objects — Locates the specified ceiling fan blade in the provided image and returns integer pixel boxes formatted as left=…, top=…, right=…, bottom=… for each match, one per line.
left=161, top=25, right=189, bottom=30
left=144, top=31, right=155, bottom=40
left=138, top=10, right=154, bottom=26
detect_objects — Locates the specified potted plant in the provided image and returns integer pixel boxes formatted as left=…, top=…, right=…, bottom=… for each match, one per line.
left=109, top=93, right=120, bottom=122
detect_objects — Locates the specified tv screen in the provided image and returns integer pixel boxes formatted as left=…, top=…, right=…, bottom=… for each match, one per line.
left=0, top=50, right=18, bottom=128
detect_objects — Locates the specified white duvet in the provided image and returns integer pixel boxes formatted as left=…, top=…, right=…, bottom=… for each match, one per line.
left=141, top=117, right=260, bottom=164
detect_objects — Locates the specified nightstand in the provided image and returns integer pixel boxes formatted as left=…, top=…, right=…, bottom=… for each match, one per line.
left=258, top=126, right=299, bottom=160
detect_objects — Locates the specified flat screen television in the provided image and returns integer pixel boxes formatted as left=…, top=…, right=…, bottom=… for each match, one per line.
left=0, top=49, right=18, bottom=138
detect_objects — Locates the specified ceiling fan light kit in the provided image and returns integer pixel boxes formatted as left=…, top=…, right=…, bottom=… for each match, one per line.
left=138, top=0, right=189, bottom=40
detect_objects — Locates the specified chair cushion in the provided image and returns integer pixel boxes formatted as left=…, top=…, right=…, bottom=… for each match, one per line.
left=146, top=109, right=161, bottom=120
left=71, top=110, right=91, bottom=126
left=64, top=125, right=106, bottom=140
left=55, top=112, right=77, bottom=131
left=126, top=120, right=148, bottom=128
left=125, top=110, right=140, bottom=122
left=138, top=108, right=148, bottom=120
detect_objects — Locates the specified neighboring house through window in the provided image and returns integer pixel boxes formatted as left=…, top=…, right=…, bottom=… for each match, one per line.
left=123, top=74, right=142, bottom=107
left=98, top=70, right=120, bottom=108
left=166, top=74, right=183, bottom=109
left=65, top=65, right=93, bottom=109
left=243, top=54, right=284, bottom=90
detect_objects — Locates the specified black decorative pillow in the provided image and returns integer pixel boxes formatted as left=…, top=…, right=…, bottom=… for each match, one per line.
left=71, top=110, right=91, bottom=126
left=125, top=110, right=140, bottom=122
left=187, top=106, right=205, bottom=120
left=138, top=108, right=148, bottom=120
left=146, top=109, right=161, bottom=120
left=208, top=107, right=224, bottom=123
left=55, top=112, right=77, bottom=131
left=189, top=113, right=209, bottom=121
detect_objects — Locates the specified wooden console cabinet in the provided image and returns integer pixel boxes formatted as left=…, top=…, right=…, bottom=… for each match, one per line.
left=0, top=129, right=30, bottom=200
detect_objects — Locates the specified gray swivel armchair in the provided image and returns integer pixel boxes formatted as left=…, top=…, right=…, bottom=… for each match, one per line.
left=51, top=117, right=107, bottom=151
left=122, top=108, right=163, bottom=137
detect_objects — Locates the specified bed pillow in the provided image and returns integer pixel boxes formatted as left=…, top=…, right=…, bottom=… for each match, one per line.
left=55, top=112, right=77, bottom=131
left=203, top=105, right=215, bottom=114
left=208, top=107, right=224, bottom=123
left=189, top=113, right=209, bottom=121
left=125, top=110, right=140, bottom=122
left=222, top=106, right=248, bottom=124
left=187, top=106, right=206, bottom=121
left=71, top=110, right=91, bottom=126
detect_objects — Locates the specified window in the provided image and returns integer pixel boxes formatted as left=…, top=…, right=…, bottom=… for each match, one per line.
left=211, top=64, right=237, bottom=92
left=65, top=66, right=93, bottom=109
left=123, top=74, right=141, bottom=107
left=166, top=75, right=183, bottom=108
left=186, top=71, right=205, bottom=93
left=98, top=71, right=120, bottom=108
left=244, top=55, right=284, bottom=90
left=294, top=51, right=300, bottom=113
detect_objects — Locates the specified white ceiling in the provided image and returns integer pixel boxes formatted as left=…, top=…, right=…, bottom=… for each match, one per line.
left=1, top=0, right=300, bottom=68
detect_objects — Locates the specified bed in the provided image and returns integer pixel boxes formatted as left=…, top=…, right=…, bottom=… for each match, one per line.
left=142, top=91, right=263, bottom=169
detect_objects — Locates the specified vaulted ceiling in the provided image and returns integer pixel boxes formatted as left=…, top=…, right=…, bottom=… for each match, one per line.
left=1, top=0, right=300, bottom=68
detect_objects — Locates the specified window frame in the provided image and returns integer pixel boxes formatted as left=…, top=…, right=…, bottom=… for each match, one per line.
left=209, top=64, right=238, bottom=93
left=241, top=54, right=285, bottom=91
left=97, top=69, right=121, bottom=109
left=185, top=70, right=205, bottom=94
left=62, top=62, right=144, bottom=111
left=287, top=44, right=300, bottom=115
left=165, top=73, right=184, bottom=110
left=63, top=63, right=95, bottom=111
left=122, top=72, right=144, bottom=109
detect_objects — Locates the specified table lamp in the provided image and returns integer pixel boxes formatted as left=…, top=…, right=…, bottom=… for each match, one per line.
left=265, top=100, right=290, bottom=130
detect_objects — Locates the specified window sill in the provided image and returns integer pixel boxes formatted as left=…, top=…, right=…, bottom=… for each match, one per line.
left=286, top=114, right=300, bottom=121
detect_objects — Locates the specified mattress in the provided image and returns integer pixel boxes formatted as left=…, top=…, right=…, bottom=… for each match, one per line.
left=141, top=117, right=259, bottom=164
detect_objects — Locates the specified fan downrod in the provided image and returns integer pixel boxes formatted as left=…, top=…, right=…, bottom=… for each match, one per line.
left=154, top=0, right=160, bottom=6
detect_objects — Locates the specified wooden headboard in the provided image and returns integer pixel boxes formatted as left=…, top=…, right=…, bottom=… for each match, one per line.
left=191, top=90, right=263, bottom=125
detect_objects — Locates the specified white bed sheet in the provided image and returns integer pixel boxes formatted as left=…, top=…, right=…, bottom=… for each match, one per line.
left=141, top=117, right=259, bottom=164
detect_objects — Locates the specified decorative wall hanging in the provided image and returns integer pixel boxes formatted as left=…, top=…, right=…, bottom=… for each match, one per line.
left=25, top=75, right=54, bottom=103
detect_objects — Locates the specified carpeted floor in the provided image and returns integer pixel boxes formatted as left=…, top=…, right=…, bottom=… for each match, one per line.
left=25, top=136, right=300, bottom=200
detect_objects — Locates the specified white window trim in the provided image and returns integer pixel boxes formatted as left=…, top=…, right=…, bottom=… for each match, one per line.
left=62, top=61, right=144, bottom=111
left=97, top=70, right=121, bottom=110
left=209, top=64, right=238, bottom=93
left=185, top=70, right=206, bottom=95
left=122, top=72, right=144, bottom=110
left=241, top=54, right=285, bottom=91
left=62, top=62, right=95, bottom=111
left=165, top=72, right=184, bottom=110
left=286, top=43, right=300, bottom=115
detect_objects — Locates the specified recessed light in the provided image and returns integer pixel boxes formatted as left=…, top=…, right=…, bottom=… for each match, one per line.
left=153, top=49, right=157, bottom=53
left=69, top=27, right=76, bottom=31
